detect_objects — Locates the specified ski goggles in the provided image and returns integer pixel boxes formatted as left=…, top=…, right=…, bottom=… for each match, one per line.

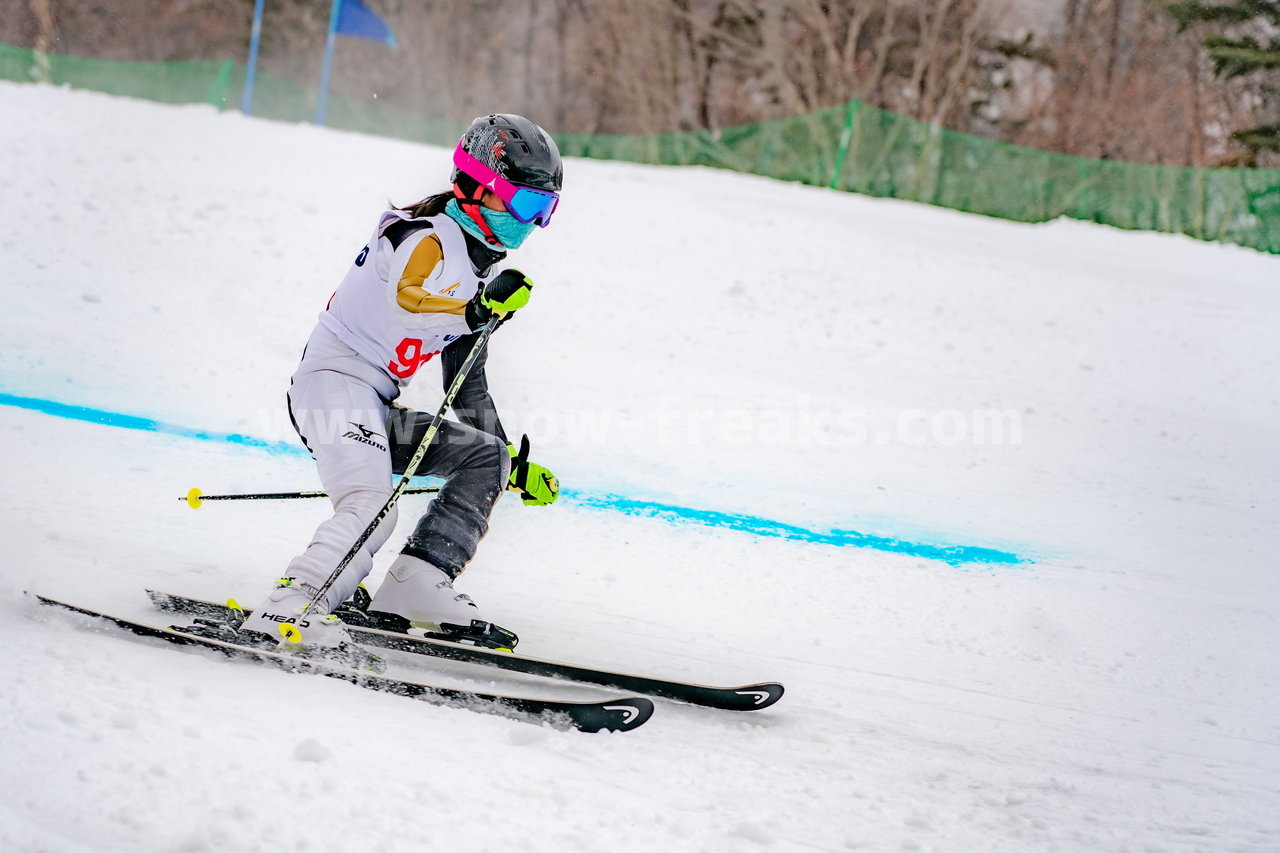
left=453, top=143, right=560, bottom=227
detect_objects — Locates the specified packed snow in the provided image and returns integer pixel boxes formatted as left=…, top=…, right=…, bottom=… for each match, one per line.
left=1, top=80, right=1278, bottom=852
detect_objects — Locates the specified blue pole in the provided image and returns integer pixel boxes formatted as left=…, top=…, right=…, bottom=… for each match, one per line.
left=315, top=0, right=343, bottom=125
left=241, top=0, right=266, bottom=115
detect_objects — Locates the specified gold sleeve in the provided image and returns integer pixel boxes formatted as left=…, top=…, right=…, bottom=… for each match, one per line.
left=395, top=233, right=469, bottom=315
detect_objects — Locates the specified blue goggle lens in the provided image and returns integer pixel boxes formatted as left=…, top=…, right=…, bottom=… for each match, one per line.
left=507, top=187, right=559, bottom=226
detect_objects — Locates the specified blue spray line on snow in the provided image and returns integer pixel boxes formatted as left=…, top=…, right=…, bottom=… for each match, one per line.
left=0, top=391, right=1026, bottom=567
left=0, top=392, right=304, bottom=456
left=563, top=493, right=1023, bottom=566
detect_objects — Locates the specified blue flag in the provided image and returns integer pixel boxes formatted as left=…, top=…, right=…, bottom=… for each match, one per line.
left=337, top=0, right=397, bottom=48
left=315, top=0, right=397, bottom=125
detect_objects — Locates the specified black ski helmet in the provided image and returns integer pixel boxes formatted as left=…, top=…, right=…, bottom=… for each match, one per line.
left=452, top=114, right=563, bottom=195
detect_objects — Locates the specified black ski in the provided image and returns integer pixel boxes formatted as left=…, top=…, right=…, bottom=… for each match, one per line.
left=34, top=594, right=652, bottom=733
left=147, top=589, right=784, bottom=712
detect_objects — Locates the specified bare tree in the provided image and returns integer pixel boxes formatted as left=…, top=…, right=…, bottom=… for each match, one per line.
left=27, top=0, right=55, bottom=81
left=0, top=0, right=1267, bottom=167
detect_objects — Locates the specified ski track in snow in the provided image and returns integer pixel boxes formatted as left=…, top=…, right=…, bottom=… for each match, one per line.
left=1, top=81, right=1278, bottom=852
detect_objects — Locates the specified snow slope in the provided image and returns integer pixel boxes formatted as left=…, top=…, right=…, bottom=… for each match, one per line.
left=1, top=81, right=1278, bottom=852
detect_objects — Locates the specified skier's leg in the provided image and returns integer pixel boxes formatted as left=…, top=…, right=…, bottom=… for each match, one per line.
left=368, top=409, right=509, bottom=630
left=241, top=370, right=396, bottom=646
left=397, top=417, right=509, bottom=577
left=284, top=370, right=398, bottom=608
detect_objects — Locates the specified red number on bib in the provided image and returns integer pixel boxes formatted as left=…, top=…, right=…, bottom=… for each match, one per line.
left=388, top=338, right=438, bottom=379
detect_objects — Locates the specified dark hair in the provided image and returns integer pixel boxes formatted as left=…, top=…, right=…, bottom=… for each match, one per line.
left=394, top=190, right=452, bottom=219
left=395, top=171, right=488, bottom=218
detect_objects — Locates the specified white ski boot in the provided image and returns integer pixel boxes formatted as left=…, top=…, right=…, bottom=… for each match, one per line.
left=239, top=578, right=384, bottom=671
left=366, top=555, right=518, bottom=651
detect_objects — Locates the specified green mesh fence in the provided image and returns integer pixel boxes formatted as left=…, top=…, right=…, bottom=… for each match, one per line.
left=3, top=43, right=1277, bottom=253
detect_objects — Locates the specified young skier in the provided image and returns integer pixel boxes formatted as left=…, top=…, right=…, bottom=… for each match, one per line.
left=237, top=114, right=562, bottom=660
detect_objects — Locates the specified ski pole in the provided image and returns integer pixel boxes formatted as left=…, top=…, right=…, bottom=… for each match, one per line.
left=181, top=486, right=441, bottom=509
left=282, top=313, right=504, bottom=644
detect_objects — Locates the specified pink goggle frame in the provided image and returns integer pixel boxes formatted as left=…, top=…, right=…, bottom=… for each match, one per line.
left=453, top=144, right=559, bottom=227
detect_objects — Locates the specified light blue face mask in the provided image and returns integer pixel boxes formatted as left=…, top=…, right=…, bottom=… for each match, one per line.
left=444, top=199, right=538, bottom=250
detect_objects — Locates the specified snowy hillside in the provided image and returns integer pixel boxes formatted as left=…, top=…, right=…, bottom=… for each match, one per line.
left=2, top=80, right=1278, bottom=852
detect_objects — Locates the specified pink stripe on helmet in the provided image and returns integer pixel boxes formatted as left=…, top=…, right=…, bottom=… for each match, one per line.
left=453, top=144, right=521, bottom=203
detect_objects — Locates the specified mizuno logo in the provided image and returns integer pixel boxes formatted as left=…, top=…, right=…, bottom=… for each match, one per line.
left=344, top=422, right=387, bottom=451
